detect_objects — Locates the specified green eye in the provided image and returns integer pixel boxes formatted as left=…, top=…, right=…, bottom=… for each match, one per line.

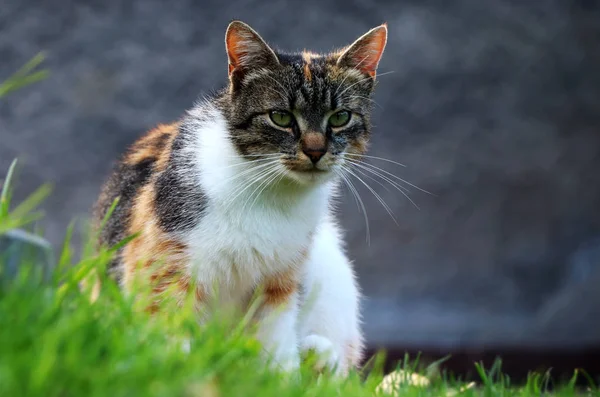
left=328, top=111, right=351, bottom=128
left=269, top=110, right=294, bottom=128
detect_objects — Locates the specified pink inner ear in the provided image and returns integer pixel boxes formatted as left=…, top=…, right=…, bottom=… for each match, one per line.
left=226, top=29, right=247, bottom=72
left=346, top=25, right=387, bottom=77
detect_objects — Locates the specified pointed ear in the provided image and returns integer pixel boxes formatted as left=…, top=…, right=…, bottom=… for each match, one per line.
left=225, top=21, right=279, bottom=77
left=337, top=24, right=388, bottom=77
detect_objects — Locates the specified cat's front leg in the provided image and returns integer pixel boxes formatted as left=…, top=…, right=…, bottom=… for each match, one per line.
left=297, top=221, right=363, bottom=376
left=253, top=275, right=301, bottom=372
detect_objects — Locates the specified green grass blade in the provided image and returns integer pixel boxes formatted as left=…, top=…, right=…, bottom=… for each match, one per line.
left=0, top=159, right=18, bottom=218
left=0, top=52, right=48, bottom=98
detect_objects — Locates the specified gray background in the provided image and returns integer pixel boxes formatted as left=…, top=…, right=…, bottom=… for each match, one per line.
left=1, top=0, right=599, bottom=349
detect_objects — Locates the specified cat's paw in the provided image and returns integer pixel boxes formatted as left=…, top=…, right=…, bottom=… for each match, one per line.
left=300, top=334, right=341, bottom=374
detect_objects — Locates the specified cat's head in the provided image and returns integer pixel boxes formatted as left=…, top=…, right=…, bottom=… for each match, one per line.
left=223, top=20, right=387, bottom=186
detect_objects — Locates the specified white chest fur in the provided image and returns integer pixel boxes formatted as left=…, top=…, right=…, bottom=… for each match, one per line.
left=181, top=105, right=331, bottom=305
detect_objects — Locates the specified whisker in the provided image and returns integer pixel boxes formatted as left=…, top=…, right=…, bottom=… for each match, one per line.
left=335, top=168, right=370, bottom=245
left=336, top=76, right=373, bottom=99
left=334, top=55, right=370, bottom=97
left=246, top=166, right=285, bottom=213
left=375, top=71, right=395, bottom=78
left=217, top=157, right=280, bottom=172
left=265, top=75, right=291, bottom=99
left=345, top=159, right=420, bottom=210
left=221, top=166, right=274, bottom=206
left=345, top=157, right=432, bottom=195
left=238, top=166, right=282, bottom=215
left=263, top=86, right=289, bottom=102
left=223, top=153, right=283, bottom=158
left=337, top=70, right=395, bottom=100
left=216, top=159, right=280, bottom=185
left=345, top=159, right=409, bottom=193
left=344, top=153, right=407, bottom=168
left=341, top=165, right=399, bottom=226
left=350, top=164, right=394, bottom=193
left=222, top=164, right=279, bottom=212
left=344, top=95, right=382, bottom=109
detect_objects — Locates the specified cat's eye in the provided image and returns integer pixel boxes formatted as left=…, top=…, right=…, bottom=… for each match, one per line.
left=328, top=111, right=351, bottom=128
left=269, top=110, right=294, bottom=128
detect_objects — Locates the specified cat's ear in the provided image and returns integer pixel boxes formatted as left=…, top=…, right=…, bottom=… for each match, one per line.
left=225, top=21, right=279, bottom=78
left=337, top=24, right=388, bottom=78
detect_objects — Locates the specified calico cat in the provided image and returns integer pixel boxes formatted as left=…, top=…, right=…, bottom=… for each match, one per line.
left=93, top=20, right=387, bottom=375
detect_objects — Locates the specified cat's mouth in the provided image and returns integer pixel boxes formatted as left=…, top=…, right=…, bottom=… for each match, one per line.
left=281, top=160, right=336, bottom=186
left=283, top=161, right=330, bottom=174
left=296, top=167, right=328, bottom=174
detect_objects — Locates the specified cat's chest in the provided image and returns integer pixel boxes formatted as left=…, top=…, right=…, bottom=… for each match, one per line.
left=184, top=203, right=315, bottom=289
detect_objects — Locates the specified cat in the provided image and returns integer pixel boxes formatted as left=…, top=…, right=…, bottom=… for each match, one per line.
left=92, top=20, right=387, bottom=375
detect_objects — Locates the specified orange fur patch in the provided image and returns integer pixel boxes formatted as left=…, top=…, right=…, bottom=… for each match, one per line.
left=262, top=267, right=299, bottom=306
left=339, top=24, right=387, bottom=78
left=304, top=63, right=312, bottom=81
left=124, top=123, right=179, bottom=171
left=122, top=183, right=203, bottom=312
left=302, top=50, right=316, bottom=81
left=259, top=237, right=311, bottom=306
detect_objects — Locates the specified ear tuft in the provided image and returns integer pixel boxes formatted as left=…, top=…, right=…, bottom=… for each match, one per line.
left=337, top=24, right=388, bottom=77
left=225, top=21, right=279, bottom=77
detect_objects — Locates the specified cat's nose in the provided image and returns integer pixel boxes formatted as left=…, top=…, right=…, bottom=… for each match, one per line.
left=301, top=133, right=327, bottom=164
left=303, top=148, right=326, bottom=164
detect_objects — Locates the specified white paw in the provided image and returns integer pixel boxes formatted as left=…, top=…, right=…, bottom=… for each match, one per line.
left=300, top=334, right=341, bottom=373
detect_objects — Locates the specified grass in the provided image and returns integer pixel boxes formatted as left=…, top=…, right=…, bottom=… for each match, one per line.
left=0, top=56, right=597, bottom=397
left=2, top=160, right=597, bottom=397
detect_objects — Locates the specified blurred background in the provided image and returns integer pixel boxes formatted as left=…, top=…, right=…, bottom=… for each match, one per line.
left=1, top=0, right=599, bottom=377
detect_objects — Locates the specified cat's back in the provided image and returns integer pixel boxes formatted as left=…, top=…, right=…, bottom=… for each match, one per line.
left=93, top=122, right=180, bottom=258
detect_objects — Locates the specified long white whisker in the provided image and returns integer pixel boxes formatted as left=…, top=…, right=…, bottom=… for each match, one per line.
left=238, top=166, right=282, bottom=215
left=265, top=75, right=291, bottom=98
left=246, top=166, right=285, bottom=213
left=337, top=71, right=395, bottom=100
left=345, top=159, right=409, bottom=193
left=334, top=55, right=370, bottom=97
left=335, top=168, right=370, bottom=245
left=223, top=153, right=283, bottom=158
left=345, top=157, right=432, bottom=195
left=216, top=160, right=280, bottom=186
left=337, top=76, right=374, bottom=99
left=263, top=86, right=289, bottom=102
left=344, top=153, right=407, bottom=168
left=350, top=164, right=394, bottom=193
left=342, top=166, right=399, bottom=226
left=217, top=157, right=280, bottom=172
left=345, top=95, right=382, bottom=109
left=222, top=164, right=279, bottom=213
left=346, top=159, right=420, bottom=210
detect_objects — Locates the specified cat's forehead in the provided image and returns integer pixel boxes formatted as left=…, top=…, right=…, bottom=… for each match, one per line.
left=239, top=49, right=372, bottom=115
left=275, top=51, right=331, bottom=68
left=272, top=50, right=362, bottom=92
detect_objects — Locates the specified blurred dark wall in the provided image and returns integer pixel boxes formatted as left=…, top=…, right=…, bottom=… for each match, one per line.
left=1, top=0, right=599, bottom=349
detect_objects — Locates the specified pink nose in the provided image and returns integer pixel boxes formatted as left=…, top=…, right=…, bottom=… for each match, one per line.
left=301, top=133, right=327, bottom=164
left=303, top=148, right=326, bottom=164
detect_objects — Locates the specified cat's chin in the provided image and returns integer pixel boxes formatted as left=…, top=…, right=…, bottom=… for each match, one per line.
left=279, top=167, right=331, bottom=186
